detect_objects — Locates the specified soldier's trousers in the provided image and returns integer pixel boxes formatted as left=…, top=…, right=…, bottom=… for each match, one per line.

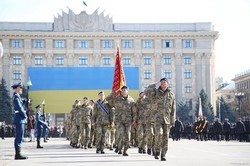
left=72, top=125, right=80, bottom=145
left=96, top=124, right=108, bottom=150
left=146, top=123, right=155, bottom=149
left=116, top=122, right=131, bottom=152
left=137, top=123, right=147, bottom=150
left=79, top=123, right=91, bottom=146
left=154, top=123, right=170, bottom=157
left=130, top=127, right=137, bottom=146
left=110, top=128, right=116, bottom=147
left=14, top=123, right=25, bottom=148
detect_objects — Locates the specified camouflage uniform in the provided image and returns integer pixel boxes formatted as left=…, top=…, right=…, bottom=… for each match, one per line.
left=106, top=92, right=137, bottom=156
left=143, top=94, right=157, bottom=155
left=79, top=103, right=93, bottom=149
left=135, top=96, right=147, bottom=153
left=70, top=103, right=81, bottom=147
left=145, top=83, right=176, bottom=160
left=92, top=99, right=113, bottom=153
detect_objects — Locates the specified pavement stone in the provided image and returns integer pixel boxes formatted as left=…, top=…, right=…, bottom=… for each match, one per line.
left=0, top=138, right=250, bottom=166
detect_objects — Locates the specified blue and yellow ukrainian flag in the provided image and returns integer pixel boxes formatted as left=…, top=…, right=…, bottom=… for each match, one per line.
left=28, top=67, right=139, bottom=114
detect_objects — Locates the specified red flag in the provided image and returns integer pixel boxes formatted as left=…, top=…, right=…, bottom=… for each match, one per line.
left=112, top=46, right=126, bottom=92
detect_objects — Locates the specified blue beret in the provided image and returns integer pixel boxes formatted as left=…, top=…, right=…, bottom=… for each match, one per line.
left=11, top=82, right=23, bottom=89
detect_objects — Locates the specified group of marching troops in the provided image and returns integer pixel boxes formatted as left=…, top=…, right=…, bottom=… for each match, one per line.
left=66, top=77, right=176, bottom=161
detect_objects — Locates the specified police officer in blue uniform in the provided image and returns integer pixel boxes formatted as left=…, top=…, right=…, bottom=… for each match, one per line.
left=12, top=82, right=28, bottom=160
left=35, top=104, right=47, bottom=148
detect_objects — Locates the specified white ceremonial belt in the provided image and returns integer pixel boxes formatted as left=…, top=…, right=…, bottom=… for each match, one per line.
left=15, top=111, right=19, bottom=113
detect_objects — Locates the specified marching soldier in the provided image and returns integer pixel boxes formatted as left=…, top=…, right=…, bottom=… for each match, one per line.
left=79, top=97, right=93, bottom=149
left=145, top=78, right=176, bottom=161
left=135, top=92, right=147, bottom=154
left=69, top=100, right=81, bottom=147
left=106, top=86, right=137, bottom=156
left=92, top=91, right=114, bottom=154
left=12, top=82, right=28, bottom=160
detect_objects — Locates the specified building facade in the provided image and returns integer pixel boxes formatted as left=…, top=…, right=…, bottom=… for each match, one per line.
left=0, top=8, right=219, bottom=126
left=232, top=69, right=250, bottom=117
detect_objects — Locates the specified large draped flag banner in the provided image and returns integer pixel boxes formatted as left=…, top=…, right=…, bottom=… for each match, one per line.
left=112, top=46, right=126, bottom=93
left=198, top=97, right=203, bottom=118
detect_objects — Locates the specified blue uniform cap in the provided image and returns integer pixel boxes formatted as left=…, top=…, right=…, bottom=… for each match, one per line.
left=11, top=82, right=23, bottom=89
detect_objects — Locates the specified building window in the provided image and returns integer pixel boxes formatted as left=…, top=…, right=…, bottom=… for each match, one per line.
left=102, top=40, right=112, bottom=48
left=11, top=39, right=22, bottom=48
left=143, top=40, right=152, bottom=48
left=55, top=56, right=64, bottom=65
left=163, top=56, right=171, bottom=65
left=55, top=40, right=65, bottom=48
left=144, top=56, right=151, bottom=65
left=164, top=70, right=172, bottom=79
left=144, top=70, right=152, bottom=79
left=33, top=40, right=44, bottom=48
left=13, top=70, right=21, bottom=80
left=79, top=56, right=88, bottom=65
left=184, top=70, right=192, bottom=79
left=78, top=40, right=89, bottom=48
left=163, top=40, right=173, bottom=48
left=183, top=40, right=193, bottom=48
left=184, top=84, right=192, bottom=93
left=123, top=56, right=131, bottom=65
left=184, top=56, right=192, bottom=64
left=13, top=55, right=21, bottom=65
left=122, top=40, right=132, bottom=48
left=103, top=56, right=111, bottom=65
left=35, top=56, right=43, bottom=65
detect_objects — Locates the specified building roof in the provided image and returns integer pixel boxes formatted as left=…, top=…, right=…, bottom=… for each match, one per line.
left=216, top=82, right=235, bottom=91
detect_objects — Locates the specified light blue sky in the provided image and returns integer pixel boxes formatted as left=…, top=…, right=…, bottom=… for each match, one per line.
left=0, top=0, right=250, bottom=82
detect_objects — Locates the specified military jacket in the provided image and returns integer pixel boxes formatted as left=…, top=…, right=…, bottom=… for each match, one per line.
left=135, top=98, right=147, bottom=124
left=80, top=104, right=93, bottom=124
left=92, top=99, right=113, bottom=125
left=12, top=92, right=27, bottom=124
left=145, top=84, right=176, bottom=125
left=106, top=92, right=136, bottom=123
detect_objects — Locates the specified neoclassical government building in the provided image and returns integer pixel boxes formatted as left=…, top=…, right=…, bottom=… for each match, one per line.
left=0, top=8, right=219, bottom=126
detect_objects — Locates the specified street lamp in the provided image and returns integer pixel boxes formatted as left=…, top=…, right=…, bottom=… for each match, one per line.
left=235, top=92, right=244, bottom=118
left=26, top=77, right=32, bottom=132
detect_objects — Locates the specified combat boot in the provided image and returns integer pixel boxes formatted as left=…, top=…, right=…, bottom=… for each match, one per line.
left=37, top=141, right=43, bottom=148
left=15, top=147, right=28, bottom=160
left=115, top=147, right=118, bottom=153
left=118, top=150, right=122, bottom=154
left=100, top=150, right=105, bottom=154
left=96, top=148, right=100, bottom=154
left=154, top=152, right=160, bottom=159
left=142, top=149, right=146, bottom=154
left=138, top=148, right=143, bottom=153
left=147, top=148, right=151, bottom=155
left=123, top=149, right=128, bottom=156
left=161, top=156, right=166, bottom=161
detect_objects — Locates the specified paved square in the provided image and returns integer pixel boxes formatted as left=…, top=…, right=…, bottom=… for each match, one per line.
left=1, top=138, right=250, bottom=166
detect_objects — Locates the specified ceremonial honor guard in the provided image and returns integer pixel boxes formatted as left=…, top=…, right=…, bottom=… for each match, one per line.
left=12, top=82, right=28, bottom=160
left=35, top=104, right=47, bottom=148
